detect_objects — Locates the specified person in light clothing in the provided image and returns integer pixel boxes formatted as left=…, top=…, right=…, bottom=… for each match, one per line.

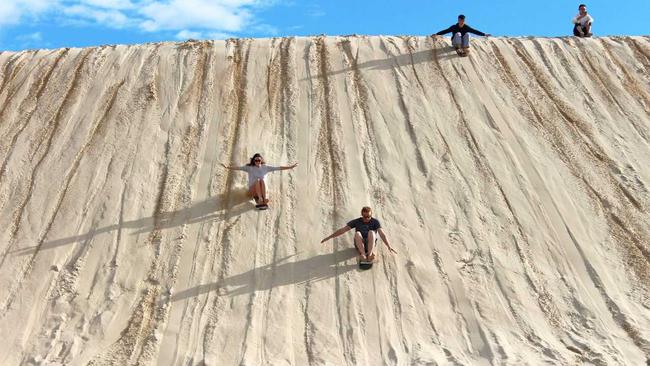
left=221, top=153, right=297, bottom=208
left=573, top=4, right=594, bottom=37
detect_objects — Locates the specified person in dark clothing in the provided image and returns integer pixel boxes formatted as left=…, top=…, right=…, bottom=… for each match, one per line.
left=435, top=14, right=491, bottom=55
left=321, top=206, right=397, bottom=262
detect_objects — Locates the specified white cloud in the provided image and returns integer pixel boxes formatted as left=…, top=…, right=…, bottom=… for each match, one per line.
left=80, top=0, right=135, bottom=10
left=64, top=4, right=133, bottom=28
left=176, top=29, right=202, bottom=39
left=207, top=31, right=235, bottom=39
left=1, top=0, right=279, bottom=41
left=0, top=3, right=21, bottom=24
left=175, top=30, right=235, bottom=40
left=251, top=23, right=277, bottom=35
left=0, top=0, right=58, bottom=26
left=139, top=0, right=256, bottom=32
left=14, top=31, right=46, bottom=49
left=17, top=32, right=43, bottom=41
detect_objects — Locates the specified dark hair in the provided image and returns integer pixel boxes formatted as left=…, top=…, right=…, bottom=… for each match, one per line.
left=247, top=153, right=265, bottom=166
left=361, top=206, right=372, bottom=214
left=578, top=4, right=586, bottom=8
left=458, top=14, right=465, bottom=20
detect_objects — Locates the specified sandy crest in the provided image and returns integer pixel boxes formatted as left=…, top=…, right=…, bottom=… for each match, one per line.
left=0, top=35, right=648, bottom=365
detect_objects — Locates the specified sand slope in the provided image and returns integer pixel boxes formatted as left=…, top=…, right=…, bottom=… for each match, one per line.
left=0, top=35, right=649, bottom=365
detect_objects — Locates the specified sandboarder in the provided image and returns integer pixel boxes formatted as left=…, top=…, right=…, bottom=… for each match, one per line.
left=221, top=153, right=298, bottom=209
left=435, top=14, right=491, bottom=56
left=320, top=206, right=397, bottom=263
left=572, top=4, right=594, bottom=37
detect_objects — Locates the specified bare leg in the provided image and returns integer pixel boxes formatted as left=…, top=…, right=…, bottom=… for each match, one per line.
left=248, top=185, right=259, bottom=204
left=354, top=232, right=367, bottom=260
left=367, top=231, right=376, bottom=261
left=259, top=179, right=268, bottom=203
left=252, top=179, right=267, bottom=204
left=585, top=23, right=592, bottom=37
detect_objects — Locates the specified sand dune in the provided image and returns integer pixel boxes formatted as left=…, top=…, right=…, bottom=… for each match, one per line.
left=0, top=35, right=649, bottom=365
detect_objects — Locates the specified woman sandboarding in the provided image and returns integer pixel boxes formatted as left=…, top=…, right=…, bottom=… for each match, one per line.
left=221, top=153, right=298, bottom=209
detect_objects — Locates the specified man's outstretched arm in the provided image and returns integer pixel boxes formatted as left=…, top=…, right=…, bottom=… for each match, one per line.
left=378, top=228, right=397, bottom=254
left=321, top=226, right=351, bottom=243
left=435, top=26, right=454, bottom=35
left=466, top=25, right=490, bottom=37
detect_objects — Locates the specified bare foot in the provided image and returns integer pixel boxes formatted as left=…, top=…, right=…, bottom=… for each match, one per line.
left=367, top=253, right=376, bottom=262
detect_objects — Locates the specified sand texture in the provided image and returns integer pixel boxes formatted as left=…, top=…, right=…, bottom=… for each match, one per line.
left=0, top=35, right=649, bottom=365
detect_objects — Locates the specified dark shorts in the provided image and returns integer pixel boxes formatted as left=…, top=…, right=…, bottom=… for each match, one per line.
left=573, top=24, right=591, bottom=36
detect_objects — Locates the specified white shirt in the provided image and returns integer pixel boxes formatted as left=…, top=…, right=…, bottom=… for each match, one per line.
left=573, top=13, right=594, bottom=26
left=236, top=164, right=281, bottom=187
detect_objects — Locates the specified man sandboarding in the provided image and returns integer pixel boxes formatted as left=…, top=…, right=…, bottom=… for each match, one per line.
left=320, top=206, right=397, bottom=269
left=435, top=14, right=491, bottom=57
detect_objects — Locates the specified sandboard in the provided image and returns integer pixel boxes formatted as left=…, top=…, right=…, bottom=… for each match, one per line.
left=255, top=204, right=269, bottom=210
left=359, top=259, right=374, bottom=270
left=358, top=240, right=376, bottom=269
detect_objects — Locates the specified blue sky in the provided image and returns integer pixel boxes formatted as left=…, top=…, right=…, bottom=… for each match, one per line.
left=1, top=0, right=648, bottom=51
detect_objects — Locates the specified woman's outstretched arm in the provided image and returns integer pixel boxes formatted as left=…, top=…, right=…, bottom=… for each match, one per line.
left=278, top=162, right=299, bottom=170
left=220, top=163, right=245, bottom=170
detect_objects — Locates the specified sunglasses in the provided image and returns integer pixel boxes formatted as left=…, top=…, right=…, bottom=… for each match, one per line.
left=254, top=159, right=262, bottom=162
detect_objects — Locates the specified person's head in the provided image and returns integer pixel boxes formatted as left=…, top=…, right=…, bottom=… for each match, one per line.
left=458, top=14, right=465, bottom=26
left=578, top=4, right=587, bottom=14
left=361, top=206, right=372, bottom=222
left=248, top=153, right=264, bottom=166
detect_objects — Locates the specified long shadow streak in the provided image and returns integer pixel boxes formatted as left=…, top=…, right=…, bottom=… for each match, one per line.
left=12, top=187, right=254, bottom=255
left=167, top=247, right=359, bottom=301
left=300, top=47, right=455, bottom=81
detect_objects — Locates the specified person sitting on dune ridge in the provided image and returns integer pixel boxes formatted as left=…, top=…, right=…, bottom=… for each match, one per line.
left=573, top=4, right=594, bottom=37
left=435, top=14, right=491, bottom=56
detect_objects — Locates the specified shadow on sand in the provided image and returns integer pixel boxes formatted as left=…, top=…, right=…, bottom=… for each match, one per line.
left=168, top=247, right=359, bottom=301
left=12, top=187, right=255, bottom=256
left=302, top=45, right=455, bottom=81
